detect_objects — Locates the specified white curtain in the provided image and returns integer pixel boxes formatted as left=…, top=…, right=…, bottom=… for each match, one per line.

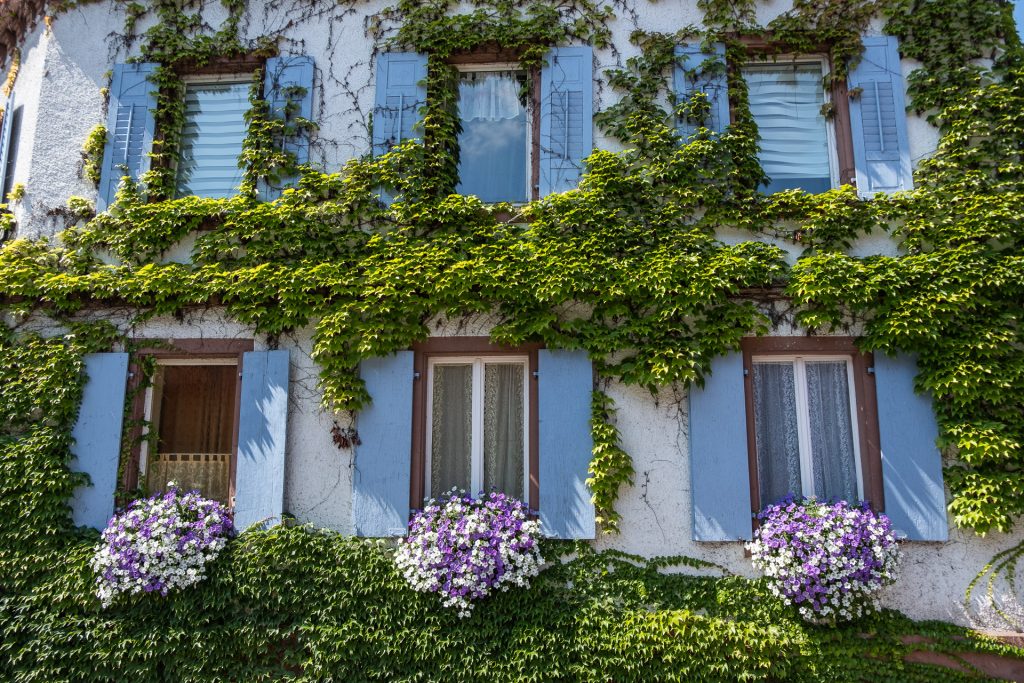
left=743, top=63, right=831, bottom=193
left=458, top=72, right=524, bottom=121
left=483, top=364, right=525, bottom=499
left=805, top=361, right=858, bottom=502
left=456, top=71, right=528, bottom=202
left=753, top=362, right=802, bottom=505
left=431, top=364, right=473, bottom=496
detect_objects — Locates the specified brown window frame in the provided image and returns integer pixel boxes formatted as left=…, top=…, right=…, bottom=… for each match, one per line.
left=410, top=336, right=541, bottom=512
left=741, top=336, right=884, bottom=519
left=732, top=37, right=857, bottom=188
left=448, top=47, right=542, bottom=203
left=123, top=338, right=253, bottom=507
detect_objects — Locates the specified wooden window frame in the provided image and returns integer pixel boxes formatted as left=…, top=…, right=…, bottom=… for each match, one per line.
left=732, top=37, right=857, bottom=188
left=449, top=47, right=542, bottom=202
left=123, top=338, right=253, bottom=507
left=740, top=337, right=884, bottom=520
left=410, top=337, right=541, bottom=511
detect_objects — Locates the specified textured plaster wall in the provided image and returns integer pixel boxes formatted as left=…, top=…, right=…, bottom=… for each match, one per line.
left=4, top=0, right=1022, bottom=628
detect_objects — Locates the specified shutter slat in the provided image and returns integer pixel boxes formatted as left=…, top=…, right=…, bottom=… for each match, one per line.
left=875, top=353, right=948, bottom=541
left=539, top=46, right=593, bottom=196
left=70, top=353, right=129, bottom=530
left=673, top=42, right=729, bottom=138
left=97, top=63, right=158, bottom=211
left=354, top=352, right=414, bottom=537
left=373, top=53, right=428, bottom=155
left=689, top=353, right=753, bottom=541
left=848, top=36, right=912, bottom=196
left=538, top=349, right=595, bottom=539
left=258, top=55, right=315, bottom=200
left=233, top=350, right=290, bottom=531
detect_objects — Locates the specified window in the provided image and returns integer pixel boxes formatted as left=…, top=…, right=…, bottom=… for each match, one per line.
left=455, top=66, right=531, bottom=203
left=742, top=58, right=839, bottom=194
left=174, top=77, right=251, bottom=198
left=411, top=338, right=539, bottom=509
left=125, top=339, right=252, bottom=506
left=741, top=337, right=883, bottom=513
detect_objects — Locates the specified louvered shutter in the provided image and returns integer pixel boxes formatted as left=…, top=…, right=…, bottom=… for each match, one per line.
left=97, top=63, right=158, bottom=211
left=538, top=349, right=595, bottom=539
left=0, top=94, right=15, bottom=198
left=260, top=55, right=315, bottom=201
left=689, top=353, right=753, bottom=541
left=1014, top=1, right=1024, bottom=42
left=674, top=42, right=729, bottom=137
left=233, top=350, right=290, bottom=531
left=539, top=46, right=593, bottom=196
left=354, top=352, right=414, bottom=537
left=372, top=53, right=428, bottom=156
left=874, top=353, right=948, bottom=541
left=848, top=36, right=912, bottom=196
left=70, top=353, right=129, bottom=530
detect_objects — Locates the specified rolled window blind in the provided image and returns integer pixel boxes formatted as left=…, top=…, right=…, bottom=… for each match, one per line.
left=175, top=81, right=251, bottom=198
left=743, top=62, right=832, bottom=194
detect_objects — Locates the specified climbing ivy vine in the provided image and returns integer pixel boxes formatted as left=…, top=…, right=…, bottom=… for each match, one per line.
left=0, top=0, right=1024, bottom=678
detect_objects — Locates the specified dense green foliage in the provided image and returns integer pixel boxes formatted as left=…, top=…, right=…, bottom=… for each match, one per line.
left=1, top=0, right=1024, bottom=679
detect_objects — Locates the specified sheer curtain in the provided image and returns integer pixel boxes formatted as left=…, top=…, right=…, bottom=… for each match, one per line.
left=805, top=361, right=858, bottom=502
left=148, top=365, right=234, bottom=504
left=431, top=364, right=473, bottom=496
left=456, top=71, right=528, bottom=202
left=753, top=362, right=802, bottom=505
left=483, top=364, right=525, bottom=499
left=743, top=63, right=831, bottom=194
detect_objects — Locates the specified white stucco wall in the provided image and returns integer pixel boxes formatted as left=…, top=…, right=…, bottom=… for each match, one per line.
left=4, top=0, right=1022, bottom=629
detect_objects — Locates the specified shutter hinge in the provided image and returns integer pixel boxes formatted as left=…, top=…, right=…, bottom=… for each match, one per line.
left=743, top=368, right=749, bottom=376
left=414, top=371, right=421, bottom=380
left=532, top=370, right=539, bottom=378
left=867, top=366, right=875, bottom=375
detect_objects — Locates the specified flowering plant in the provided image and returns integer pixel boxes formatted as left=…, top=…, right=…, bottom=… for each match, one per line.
left=395, top=491, right=544, bottom=617
left=746, top=498, right=901, bottom=623
left=91, top=485, right=234, bottom=607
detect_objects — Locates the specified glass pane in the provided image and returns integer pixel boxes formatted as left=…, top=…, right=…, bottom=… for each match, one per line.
left=805, top=360, right=859, bottom=502
left=456, top=71, right=528, bottom=203
left=148, top=364, right=236, bottom=504
left=430, top=364, right=473, bottom=497
left=175, top=81, right=250, bottom=198
left=753, top=361, right=802, bottom=505
left=743, top=63, right=831, bottom=194
left=483, top=363, right=525, bottom=499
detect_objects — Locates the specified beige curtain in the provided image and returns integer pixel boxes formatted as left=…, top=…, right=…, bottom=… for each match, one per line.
left=430, top=364, right=473, bottom=497
left=483, top=364, right=525, bottom=499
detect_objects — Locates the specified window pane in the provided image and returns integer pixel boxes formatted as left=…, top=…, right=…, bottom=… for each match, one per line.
left=431, top=364, right=473, bottom=496
left=753, top=361, right=802, bottom=505
left=148, top=364, right=235, bottom=503
left=483, top=363, right=525, bottom=499
left=805, top=361, right=859, bottom=502
left=175, top=81, right=250, bottom=198
left=456, top=71, right=528, bottom=203
left=743, top=63, right=831, bottom=194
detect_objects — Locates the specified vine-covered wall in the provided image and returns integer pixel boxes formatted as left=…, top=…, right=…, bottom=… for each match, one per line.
left=1, top=0, right=1024, bottom=678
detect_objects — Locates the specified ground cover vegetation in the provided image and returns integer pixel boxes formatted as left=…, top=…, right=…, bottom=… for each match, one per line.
left=1, top=0, right=1023, bottom=679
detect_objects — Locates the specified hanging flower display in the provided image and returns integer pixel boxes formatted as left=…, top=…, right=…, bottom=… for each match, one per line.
left=395, top=491, right=544, bottom=617
left=91, top=485, right=234, bottom=607
left=747, top=498, right=902, bottom=623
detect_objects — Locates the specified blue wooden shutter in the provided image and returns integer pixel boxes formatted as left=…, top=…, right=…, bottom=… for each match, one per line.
left=689, top=353, right=752, bottom=541
left=97, top=63, right=158, bottom=211
left=354, top=352, right=414, bottom=537
left=233, top=350, right=290, bottom=531
left=539, top=46, right=593, bottom=196
left=848, top=36, right=912, bottom=197
left=673, top=42, right=729, bottom=138
left=874, top=353, right=948, bottom=541
left=70, top=353, right=129, bottom=530
left=1015, top=0, right=1024, bottom=42
left=538, top=349, right=595, bottom=539
left=0, top=94, right=15, bottom=198
left=260, top=54, right=315, bottom=200
left=372, top=52, right=428, bottom=156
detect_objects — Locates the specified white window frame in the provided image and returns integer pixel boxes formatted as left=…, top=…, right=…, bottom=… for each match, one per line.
left=742, top=54, right=840, bottom=191
left=138, top=357, right=238, bottom=478
left=751, top=353, right=864, bottom=500
left=454, top=62, right=533, bottom=204
left=424, top=355, right=530, bottom=501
